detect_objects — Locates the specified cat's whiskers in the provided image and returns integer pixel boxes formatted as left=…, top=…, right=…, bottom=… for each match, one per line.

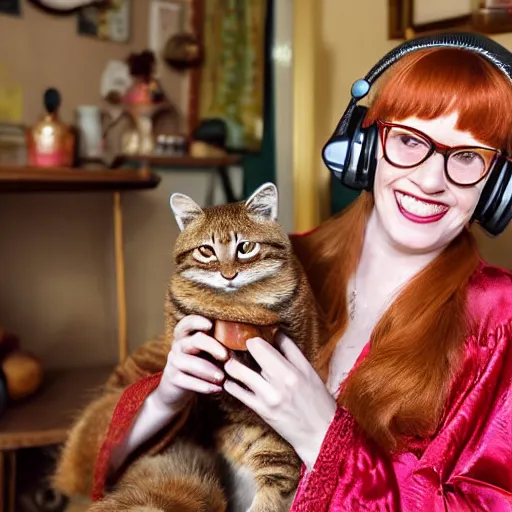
left=181, top=261, right=284, bottom=292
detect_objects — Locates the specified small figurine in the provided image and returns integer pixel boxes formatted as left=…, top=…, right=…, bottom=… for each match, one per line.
left=123, top=50, right=166, bottom=105
left=120, top=50, right=174, bottom=155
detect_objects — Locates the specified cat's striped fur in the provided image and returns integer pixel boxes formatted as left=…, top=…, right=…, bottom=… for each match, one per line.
left=65, top=183, right=321, bottom=512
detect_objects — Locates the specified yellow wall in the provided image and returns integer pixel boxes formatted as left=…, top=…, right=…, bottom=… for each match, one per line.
left=307, top=0, right=512, bottom=269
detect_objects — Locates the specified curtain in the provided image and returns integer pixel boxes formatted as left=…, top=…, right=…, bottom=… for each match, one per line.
left=198, top=0, right=267, bottom=152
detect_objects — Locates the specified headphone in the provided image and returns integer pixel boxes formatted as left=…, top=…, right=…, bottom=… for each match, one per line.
left=322, top=32, right=512, bottom=237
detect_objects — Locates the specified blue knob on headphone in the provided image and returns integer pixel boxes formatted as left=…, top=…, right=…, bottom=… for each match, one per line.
left=351, top=79, right=370, bottom=100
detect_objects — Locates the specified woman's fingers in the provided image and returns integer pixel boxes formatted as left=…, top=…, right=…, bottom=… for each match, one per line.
left=224, top=358, right=273, bottom=397
left=179, top=331, right=229, bottom=361
left=171, top=370, right=223, bottom=394
left=223, top=379, right=260, bottom=410
left=246, top=337, right=292, bottom=376
left=173, top=315, right=212, bottom=340
left=274, top=332, right=312, bottom=375
left=172, top=352, right=224, bottom=384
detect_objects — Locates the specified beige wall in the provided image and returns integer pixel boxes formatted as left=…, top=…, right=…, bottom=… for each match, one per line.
left=0, top=170, right=242, bottom=370
left=2, top=1, right=511, bottom=372
left=0, top=0, right=187, bottom=125
left=0, top=1, right=227, bottom=370
left=313, top=0, right=512, bottom=269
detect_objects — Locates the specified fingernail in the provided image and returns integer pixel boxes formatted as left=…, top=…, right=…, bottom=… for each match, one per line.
left=214, top=372, right=224, bottom=382
left=216, top=349, right=228, bottom=360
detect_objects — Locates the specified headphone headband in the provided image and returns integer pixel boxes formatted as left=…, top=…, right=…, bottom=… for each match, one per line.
left=323, top=31, right=512, bottom=236
left=364, top=32, right=512, bottom=90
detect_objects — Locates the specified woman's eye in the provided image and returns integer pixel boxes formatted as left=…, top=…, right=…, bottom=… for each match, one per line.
left=198, top=245, right=215, bottom=257
left=399, top=134, right=425, bottom=148
left=454, top=151, right=478, bottom=164
left=238, top=241, right=256, bottom=254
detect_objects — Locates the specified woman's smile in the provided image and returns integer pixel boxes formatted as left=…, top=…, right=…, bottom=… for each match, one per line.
left=394, top=190, right=449, bottom=223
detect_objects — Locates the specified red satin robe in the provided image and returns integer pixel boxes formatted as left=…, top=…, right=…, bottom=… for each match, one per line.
left=91, top=259, right=512, bottom=512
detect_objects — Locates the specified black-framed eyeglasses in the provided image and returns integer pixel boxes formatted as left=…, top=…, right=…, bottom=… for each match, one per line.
left=376, top=120, right=507, bottom=186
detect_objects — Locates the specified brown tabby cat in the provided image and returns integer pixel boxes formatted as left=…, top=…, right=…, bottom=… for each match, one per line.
left=76, top=183, right=320, bottom=512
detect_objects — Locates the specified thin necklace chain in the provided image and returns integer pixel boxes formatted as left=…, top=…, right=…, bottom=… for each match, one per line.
left=349, top=270, right=408, bottom=323
left=348, top=273, right=357, bottom=321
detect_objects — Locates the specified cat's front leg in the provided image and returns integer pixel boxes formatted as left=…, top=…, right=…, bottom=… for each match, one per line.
left=217, top=423, right=301, bottom=512
left=244, top=433, right=301, bottom=512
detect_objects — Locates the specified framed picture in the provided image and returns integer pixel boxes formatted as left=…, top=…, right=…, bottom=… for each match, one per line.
left=0, top=0, right=21, bottom=16
left=389, top=0, right=512, bottom=38
left=148, top=0, right=187, bottom=59
left=389, top=0, right=473, bottom=38
left=472, top=0, right=512, bottom=33
left=77, top=0, right=131, bottom=43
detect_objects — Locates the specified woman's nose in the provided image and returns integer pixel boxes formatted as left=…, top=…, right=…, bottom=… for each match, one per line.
left=408, top=153, right=447, bottom=195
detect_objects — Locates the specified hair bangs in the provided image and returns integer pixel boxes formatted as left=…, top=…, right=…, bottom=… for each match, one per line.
left=364, top=47, right=512, bottom=152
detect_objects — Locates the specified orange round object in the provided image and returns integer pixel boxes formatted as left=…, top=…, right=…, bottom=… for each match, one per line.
left=2, top=350, right=44, bottom=401
left=213, top=320, right=278, bottom=351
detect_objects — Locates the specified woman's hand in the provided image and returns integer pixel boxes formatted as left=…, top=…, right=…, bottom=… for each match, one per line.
left=153, top=315, right=229, bottom=411
left=109, top=315, right=228, bottom=474
left=223, top=332, right=338, bottom=470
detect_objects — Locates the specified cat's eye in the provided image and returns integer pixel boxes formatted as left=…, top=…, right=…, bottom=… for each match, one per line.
left=237, top=241, right=260, bottom=259
left=198, top=245, right=214, bottom=257
left=193, top=245, right=217, bottom=263
left=239, top=241, right=255, bottom=254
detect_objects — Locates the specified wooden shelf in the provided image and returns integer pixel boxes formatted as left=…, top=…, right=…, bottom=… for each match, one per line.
left=116, top=154, right=242, bottom=169
left=0, top=365, right=113, bottom=450
left=0, top=165, right=161, bottom=193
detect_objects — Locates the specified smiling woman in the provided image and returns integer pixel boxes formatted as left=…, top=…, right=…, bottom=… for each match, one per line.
left=372, top=112, right=497, bottom=252
left=57, top=32, right=512, bottom=512
left=358, top=46, right=512, bottom=254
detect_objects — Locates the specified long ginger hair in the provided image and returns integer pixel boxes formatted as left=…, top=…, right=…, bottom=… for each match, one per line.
left=299, top=47, right=512, bottom=452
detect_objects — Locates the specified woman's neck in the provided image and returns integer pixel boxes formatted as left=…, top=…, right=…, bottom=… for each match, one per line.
left=355, top=209, right=444, bottom=303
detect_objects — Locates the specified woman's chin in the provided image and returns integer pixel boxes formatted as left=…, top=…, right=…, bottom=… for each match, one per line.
left=387, top=226, right=448, bottom=255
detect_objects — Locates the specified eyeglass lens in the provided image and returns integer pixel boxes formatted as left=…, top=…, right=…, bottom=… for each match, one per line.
left=384, top=126, right=495, bottom=185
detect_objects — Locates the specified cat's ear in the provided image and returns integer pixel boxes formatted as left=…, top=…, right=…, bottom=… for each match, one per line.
left=245, top=182, right=278, bottom=221
left=169, top=193, right=204, bottom=231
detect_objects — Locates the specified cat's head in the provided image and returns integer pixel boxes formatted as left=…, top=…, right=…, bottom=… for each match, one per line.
left=169, top=182, right=292, bottom=292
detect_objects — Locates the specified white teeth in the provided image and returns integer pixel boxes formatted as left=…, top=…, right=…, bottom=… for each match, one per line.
left=395, top=192, right=448, bottom=217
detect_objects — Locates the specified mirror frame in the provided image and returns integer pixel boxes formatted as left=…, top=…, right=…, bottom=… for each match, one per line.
left=27, top=0, right=109, bottom=16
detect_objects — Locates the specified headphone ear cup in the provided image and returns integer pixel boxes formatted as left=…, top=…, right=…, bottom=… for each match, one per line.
left=357, top=121, right=378, bottom=191
left=322, top=105, right=376, bottom=191
left=473, top=158, right=512, bottom=236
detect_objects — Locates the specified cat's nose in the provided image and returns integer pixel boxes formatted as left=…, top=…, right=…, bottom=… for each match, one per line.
left=221, top=271, right=238, bottom=281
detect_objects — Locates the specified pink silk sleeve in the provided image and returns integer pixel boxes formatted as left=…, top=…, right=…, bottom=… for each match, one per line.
left=291, top=319, right=512, bottom=512
left=291, top=408, right=512, bottom=512
left=290, top=407, right=402, bottom=511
